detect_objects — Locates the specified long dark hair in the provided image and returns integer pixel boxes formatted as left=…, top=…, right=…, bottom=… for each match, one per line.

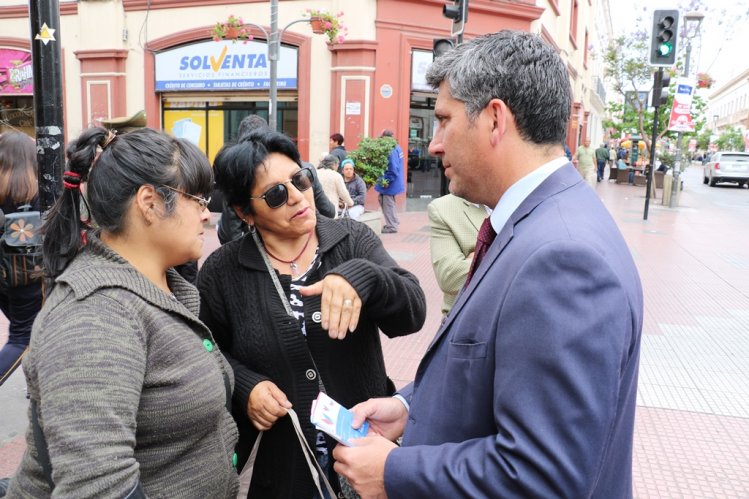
left=213, top=128, right=301, bottom=216
left=0, top=132, right=38, bottom=205
left=43, top=127, right=213, bottom=279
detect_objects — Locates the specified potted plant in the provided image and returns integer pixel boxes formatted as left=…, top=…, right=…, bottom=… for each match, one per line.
left=211, top=15, right=252, bottom=43
left=696, top=72, right=714, bottom=89
left=303, top=9, right=347, bottom=44
left=348, top=136, right=397, bottom=189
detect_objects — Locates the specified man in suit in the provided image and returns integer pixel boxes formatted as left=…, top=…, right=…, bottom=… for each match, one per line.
left=333, top=31, right=643, bottom=498
left=427, top=194, right=487, bottom=316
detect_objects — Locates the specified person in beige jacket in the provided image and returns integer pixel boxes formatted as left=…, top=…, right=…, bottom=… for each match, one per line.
left=317, top=155, right=353, bottom=218
left=427, top=194, right=489, bottom=316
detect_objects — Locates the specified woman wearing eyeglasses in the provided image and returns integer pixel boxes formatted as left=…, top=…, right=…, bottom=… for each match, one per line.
left=7, top=127, right=240, bottom=498
left=198, top=129, right=426, bottom=499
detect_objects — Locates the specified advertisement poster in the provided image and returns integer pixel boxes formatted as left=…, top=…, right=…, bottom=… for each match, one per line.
left=0, top=49, right=33, bottom=95
left=155, top=39, right=298, bottom=91
left=667, top=78, right=696, bottom=133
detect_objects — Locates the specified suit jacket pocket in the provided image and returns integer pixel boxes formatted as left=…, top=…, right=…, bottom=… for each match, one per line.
left=448, top=340, right=487, bottom=359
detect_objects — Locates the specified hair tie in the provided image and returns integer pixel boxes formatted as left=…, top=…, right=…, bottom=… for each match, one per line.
left=102, top=129, right=117, bottom=149
left=63, top=171, right=82, bottom=190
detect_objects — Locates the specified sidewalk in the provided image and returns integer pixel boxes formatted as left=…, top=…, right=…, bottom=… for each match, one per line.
left=1, top=163, right=748, bottom=496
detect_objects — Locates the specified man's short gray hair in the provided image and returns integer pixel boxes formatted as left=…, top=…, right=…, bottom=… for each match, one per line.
left=426, top=30, right=571, bottom=145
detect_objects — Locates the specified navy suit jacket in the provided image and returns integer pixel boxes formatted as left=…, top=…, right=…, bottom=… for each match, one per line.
left=385, top=164, right=643, bottom=498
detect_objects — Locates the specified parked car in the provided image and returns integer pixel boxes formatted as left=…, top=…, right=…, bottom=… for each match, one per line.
left=703, top=151, right=749, bottom=187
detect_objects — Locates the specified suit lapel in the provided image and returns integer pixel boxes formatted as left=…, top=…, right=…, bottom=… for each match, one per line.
left=422, top=163, right=581, bottom=357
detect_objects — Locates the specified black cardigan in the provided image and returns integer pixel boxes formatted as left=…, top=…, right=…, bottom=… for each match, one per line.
left=198, top=216, right=426, bottom=498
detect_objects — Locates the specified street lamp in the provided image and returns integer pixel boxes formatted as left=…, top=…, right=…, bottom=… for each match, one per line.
left=240, top=0, right=314, bottom=131
left=670, top=10, right=704, bottom=207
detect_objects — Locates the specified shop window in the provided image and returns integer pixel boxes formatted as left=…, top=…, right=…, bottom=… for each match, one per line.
left=569, top=0, right=579, bottom=49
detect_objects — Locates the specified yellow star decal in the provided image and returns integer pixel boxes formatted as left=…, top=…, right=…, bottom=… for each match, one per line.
left=35, top=23, right=56, bottom=46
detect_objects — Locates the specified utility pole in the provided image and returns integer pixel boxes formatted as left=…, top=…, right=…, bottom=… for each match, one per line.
left=268, top=0, right=279, bottom=131
left=669, top=11, right=704, bottom=208
left=644, top=68, right=665, bottom=220
left=30, top=0, right=65, bottom=213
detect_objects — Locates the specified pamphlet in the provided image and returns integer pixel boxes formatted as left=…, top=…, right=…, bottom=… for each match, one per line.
left=310, top=392, right=369, bottom=446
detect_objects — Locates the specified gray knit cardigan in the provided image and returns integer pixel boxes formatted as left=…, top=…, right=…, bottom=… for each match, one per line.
left=8, top=234, right=239, bottom=498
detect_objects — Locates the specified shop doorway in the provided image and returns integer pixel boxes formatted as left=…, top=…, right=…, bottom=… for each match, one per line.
left=407, top=92, right=445, bottom=200
left=161, top=96, right=298, bottom=163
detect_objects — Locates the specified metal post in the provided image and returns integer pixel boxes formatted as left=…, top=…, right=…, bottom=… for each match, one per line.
left=669, top=35, right=693, bottom=207
left=29, top=0, right=65, bottom=213
left=644, top=68, right=663, bottom=220
left=268, top=0, right=279, bottom=131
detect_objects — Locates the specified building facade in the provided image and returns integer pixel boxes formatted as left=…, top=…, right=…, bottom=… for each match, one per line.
left=709, top=67, right=749, bottom=151
left=1, top=0, right=604, bottom=198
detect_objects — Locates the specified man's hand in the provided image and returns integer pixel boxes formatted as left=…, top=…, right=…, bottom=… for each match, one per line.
left=349, top=397, right=408, bottom=442
left=333, top=436, right=397, bottom=499
left=247, top=380, right=292, bottom=431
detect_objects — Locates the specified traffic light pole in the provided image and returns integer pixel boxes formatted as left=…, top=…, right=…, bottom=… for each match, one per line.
left=644, top=68, right=663, bottom=220
left=30, top=0, right=65, bottom=213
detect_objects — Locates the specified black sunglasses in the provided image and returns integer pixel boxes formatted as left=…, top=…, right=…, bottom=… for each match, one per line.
left=250, top=167, right=314, bottom=209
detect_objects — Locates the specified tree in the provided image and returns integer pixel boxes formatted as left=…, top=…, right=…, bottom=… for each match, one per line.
left=715, top=126, right=745, bottom=151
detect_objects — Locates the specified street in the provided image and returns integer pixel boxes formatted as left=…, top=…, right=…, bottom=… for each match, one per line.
left=1, top=162, right=748, bottom=496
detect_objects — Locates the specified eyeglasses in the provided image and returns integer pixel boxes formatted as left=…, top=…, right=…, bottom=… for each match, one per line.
left=250, top=167, right=314, bottom=209
left=160, top=185, right=211, bottom=210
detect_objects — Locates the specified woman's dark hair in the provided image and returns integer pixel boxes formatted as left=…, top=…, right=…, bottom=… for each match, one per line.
left=43, top=126, right=213, bottom=279
left=0, top=132, right=38, bottom=205
left=213, top=128, right=301, bottom=216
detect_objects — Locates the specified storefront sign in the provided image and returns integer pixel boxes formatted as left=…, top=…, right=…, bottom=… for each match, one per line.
left=0, top=49, right=33, bottom=95
left=667, top=78, right=695, bottom=133
left=411, top=50, right=433, bottom=92
left=380, top=84, right=393, bottom=99
left=155, top=40, right=298, bottom=91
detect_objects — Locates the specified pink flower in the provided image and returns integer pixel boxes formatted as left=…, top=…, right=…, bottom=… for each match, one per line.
left=324, top=21, right=333, bottom=29
left=337, top=35, right=345, bottom=43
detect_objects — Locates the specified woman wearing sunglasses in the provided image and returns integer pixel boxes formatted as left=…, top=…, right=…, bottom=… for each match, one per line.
left=8, top=127, right=240, bottom=498
left=198, top=129, right=426, bottom=498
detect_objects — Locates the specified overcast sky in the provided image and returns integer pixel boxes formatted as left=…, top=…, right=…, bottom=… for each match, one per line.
left=609, top=1, right=749, bottom=89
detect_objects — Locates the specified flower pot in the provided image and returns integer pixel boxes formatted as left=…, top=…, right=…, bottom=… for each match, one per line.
left=310, top=17, right=325, bottom=34
left=225, top=27, right=240, bottom=40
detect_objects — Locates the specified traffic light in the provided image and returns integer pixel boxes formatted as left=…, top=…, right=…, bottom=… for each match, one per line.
left=443, top=0, right=468, bottom=37
left=433, top=38, right=454, bottom=59
left=649, top=9, right=679, bottom=67
left=651, top=70, right=672, bottom=107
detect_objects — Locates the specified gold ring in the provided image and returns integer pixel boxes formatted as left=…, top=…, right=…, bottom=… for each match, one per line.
left=343, top=299, right=353, bottom=307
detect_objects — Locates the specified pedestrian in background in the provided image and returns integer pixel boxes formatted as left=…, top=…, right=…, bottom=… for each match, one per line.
left=595, top=142, right=609, bottom=182
left=317, top=154, right=353, bottom=218
left=198, top=128, right=426, bottom=498
left=341, top=158, right=366, bottom=220
left=329, top=132, right=347, bottom=168
left=0, top=132, right=43, bottom=386
left=8, top=127, right=240, bottom=498
left=333, top=30, right=643, bottom=498
left=574, top=138, right=595, bottom=185
left=375, top=130, right=405, bottom=233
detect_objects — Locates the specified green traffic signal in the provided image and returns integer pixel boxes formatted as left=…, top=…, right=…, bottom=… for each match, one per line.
left=658, top=42, right=673, bottom=56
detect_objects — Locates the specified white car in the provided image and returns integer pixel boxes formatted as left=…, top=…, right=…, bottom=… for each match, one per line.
left=703, top=151, right=749, bottom=187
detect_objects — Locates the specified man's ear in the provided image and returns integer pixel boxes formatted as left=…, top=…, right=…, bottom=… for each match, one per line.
left=134, top=185, right=160, bottom=224
left=487, top=98, right=510, bottom=147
